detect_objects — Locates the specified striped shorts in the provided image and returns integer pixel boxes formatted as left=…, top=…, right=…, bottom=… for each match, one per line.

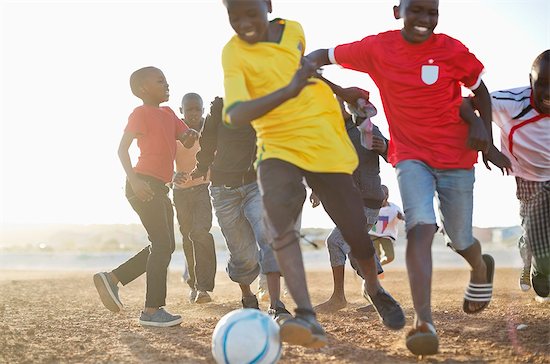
left=516, top=177, right=550, bottom=258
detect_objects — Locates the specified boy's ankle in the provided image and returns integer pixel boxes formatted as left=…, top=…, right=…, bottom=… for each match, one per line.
left=108, top=272, right=120, bottom=285
left=144, top=307, right=160, bottom=315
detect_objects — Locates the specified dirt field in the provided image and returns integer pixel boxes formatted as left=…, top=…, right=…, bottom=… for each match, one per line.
left=0, top=268, right=548, bottom=363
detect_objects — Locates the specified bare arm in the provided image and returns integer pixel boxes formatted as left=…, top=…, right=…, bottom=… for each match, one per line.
left=227, top=58, right=317, bottom=127
left=117, top=132, right=154, bottom=201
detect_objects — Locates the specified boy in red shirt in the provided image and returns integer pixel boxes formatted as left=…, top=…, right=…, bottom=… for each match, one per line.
left=93, top=66, right=197, bottom=327
left=307, top=0, right=509, bottom=356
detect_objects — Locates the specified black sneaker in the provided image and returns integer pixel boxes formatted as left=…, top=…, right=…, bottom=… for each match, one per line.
left=279, top=308, right=327, bottom=348
left=241, top=295, right=259, bottom=309
left=364, top=287, right=405, bottom=330
left=532, top=271, right=550, bottom=298
left=267, top=304, right=293, bottom=325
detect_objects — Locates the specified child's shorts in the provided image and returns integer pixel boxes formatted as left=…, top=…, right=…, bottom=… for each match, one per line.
left=396, top=159, right=475, bottom=252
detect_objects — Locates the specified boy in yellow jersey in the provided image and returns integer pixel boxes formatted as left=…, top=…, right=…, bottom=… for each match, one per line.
left=221, top=0, right=405, bottom=349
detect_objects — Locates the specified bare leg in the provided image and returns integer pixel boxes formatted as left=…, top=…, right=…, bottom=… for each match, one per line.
left=239, top=283, right=254, bottom=298
left=455, top=239, right=488, bottom=312
left=266, top=272, right=282, bottom=308
left=314, top=265, right=347, bottom=312
left=274, top=242, right=313, bottom=311
left=356, top=255, right=382, bottom=297
left=406, top=224, right=437, bottom=325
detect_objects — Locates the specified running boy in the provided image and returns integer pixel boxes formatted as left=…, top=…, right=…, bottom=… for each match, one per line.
left=173, top=92, right=216, bottom=304
left=370, top=185, right=405, bottom=268
left=221, top=0, right=405, bottom=349
left=93, top=66, right=197, bottom=327
left=306, top=0, right=508, bottom=355
left=483, top=50, right=549, bottom=302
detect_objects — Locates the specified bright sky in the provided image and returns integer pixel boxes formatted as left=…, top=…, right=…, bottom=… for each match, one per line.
left=1, top=0, right=548, bottom=228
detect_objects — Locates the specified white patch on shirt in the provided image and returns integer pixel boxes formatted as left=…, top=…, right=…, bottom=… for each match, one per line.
left=421, top=64, right=439, bottom=85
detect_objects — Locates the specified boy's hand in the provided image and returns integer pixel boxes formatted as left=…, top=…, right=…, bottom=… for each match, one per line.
left=287, top=57, right=317, bottom=98
left=483, top=145, right=512, bottom=175
left=190, top=166, right=207, bottom=181
left=372, top=135, right=387, bottom=154
left=338, top=87, right=370, bottom=106
left=309, top=192, right=321, bottom=208
left=467, top=117, right=490, bottom=153
left=173, top=171, right=190, bottom=185
left=209, top=96, right=223, bottom=118
left=129, top=178, right=155, bottom=202
left=181, top=129, right=199, bottom=148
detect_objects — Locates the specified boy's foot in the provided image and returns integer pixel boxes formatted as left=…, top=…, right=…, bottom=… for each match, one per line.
left=194, top=290, right=212, bottom=304
left=139, top=308, right=183, bottom=327
left=257, top=287, right=270, bottom=302
left=241, top=295, right=259, bottom=309
left=364, top=286, right=405, bottom=330
left=519, top=266, right=531, bottom=292
left=267, top=304, right=293, bottom=325
left=279, top=309, right=327, bottom=348
left=405, top=321, right=439, bottom=356
left=93, top=272, right=123, bottom=313
left=314, top=297, right=347, bottom=313
left=188, top=289, right=197, bottom=303
left=532, top=271, right=550, bottom=298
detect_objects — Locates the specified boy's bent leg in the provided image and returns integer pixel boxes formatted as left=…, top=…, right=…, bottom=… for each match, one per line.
left=258, top=159, right=326, bottom=348
left=189, top=185, right=216, bottom=293
left=210, top=186, right=260, bottom=298
left=306, top=172, right=404, bottom=330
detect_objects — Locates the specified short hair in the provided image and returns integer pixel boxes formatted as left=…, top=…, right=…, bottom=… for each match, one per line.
left=182, top=92, right=203, bottom=106
left=532, top=50, right=550, bottom=71
left=129, top=66, right=159, bottom=98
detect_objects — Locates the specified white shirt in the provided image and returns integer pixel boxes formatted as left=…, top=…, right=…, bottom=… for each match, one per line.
left=369, top=202, right=403, bottom=240
left=491, top=87, right=550, bottom=181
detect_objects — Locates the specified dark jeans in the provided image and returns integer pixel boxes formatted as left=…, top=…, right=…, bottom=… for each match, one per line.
left=258, top=158, right=375, bottom=260
left=173, top=184, right=216, bottom=292
left=113, top=175, right=175, bottom=308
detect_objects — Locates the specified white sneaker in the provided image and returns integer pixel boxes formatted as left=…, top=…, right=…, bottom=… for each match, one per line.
left=534, top=295, right=550, bottom=304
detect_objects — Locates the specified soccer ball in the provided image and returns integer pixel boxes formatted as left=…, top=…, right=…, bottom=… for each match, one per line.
left=212, top=308, right=281, bottom=364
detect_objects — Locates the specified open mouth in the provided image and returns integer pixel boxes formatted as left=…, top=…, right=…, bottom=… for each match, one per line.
left=414, top=26, right=430, bottom=34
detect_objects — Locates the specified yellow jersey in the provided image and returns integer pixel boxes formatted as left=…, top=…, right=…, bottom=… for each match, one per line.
left=222, top=19, right=357, bottom=174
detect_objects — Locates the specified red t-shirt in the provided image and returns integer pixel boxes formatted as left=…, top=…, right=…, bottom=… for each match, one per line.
left=333, top=30, right=484, bottom=169
left=125, top=105, right=188, bottom=183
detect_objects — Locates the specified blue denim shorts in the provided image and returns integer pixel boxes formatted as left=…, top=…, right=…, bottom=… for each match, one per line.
left=396, top=160, right=475, bottom=251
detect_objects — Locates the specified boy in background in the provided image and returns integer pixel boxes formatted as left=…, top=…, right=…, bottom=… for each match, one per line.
left=173, top=92, right=216, bottom=304
left=370, top=185, right=405, bottom=269
left=222, top=0, right=405, bottom=349
left=93, top=66, right=197, bottom=327
left=306, top=0, right=510, bottom=355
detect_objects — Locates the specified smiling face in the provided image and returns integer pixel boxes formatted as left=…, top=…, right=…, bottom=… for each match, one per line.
left=224, top=0, right=271, bottom=44
left=530, top=51, right=550, bottom=114
left=394, top=0, right=439, bottom=44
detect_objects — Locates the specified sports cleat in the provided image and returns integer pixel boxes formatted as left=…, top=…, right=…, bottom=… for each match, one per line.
left=93, top=272, right=123, bottom=313
left=279, top=309, right=327, bottom=348
left=364, top=286, right=405, bottom=330
left=139, top=308, right=183, bottom=327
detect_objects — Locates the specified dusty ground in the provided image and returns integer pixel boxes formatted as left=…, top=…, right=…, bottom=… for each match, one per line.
left=0, top=268, right=548, bottom=363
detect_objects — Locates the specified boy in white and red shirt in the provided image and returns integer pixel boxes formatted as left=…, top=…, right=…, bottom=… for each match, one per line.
left=306, top=0, right=510, bottom=356
left=489, top=50, right=550, bottom=303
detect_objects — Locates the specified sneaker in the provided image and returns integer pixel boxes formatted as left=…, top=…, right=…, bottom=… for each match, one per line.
left=279, top=309, right=327, bottom=348
left=194, top=290, right=212, bottom=304
left=188, top=289, right=197, bottom=303
left=93, top=272, right=123, bottom=313
left=139, top=308, right=183, bottom=327
left=241, top=295, right=259, bottom=309
left=364, top=286, right=405, bottom=330
left=267, top=304, right=293, bottom=325
left=532, top=271, right=550, bottom=298
left=534, top=295, right=550, bottom=304
left=519, top=266, right=531, bottom=292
